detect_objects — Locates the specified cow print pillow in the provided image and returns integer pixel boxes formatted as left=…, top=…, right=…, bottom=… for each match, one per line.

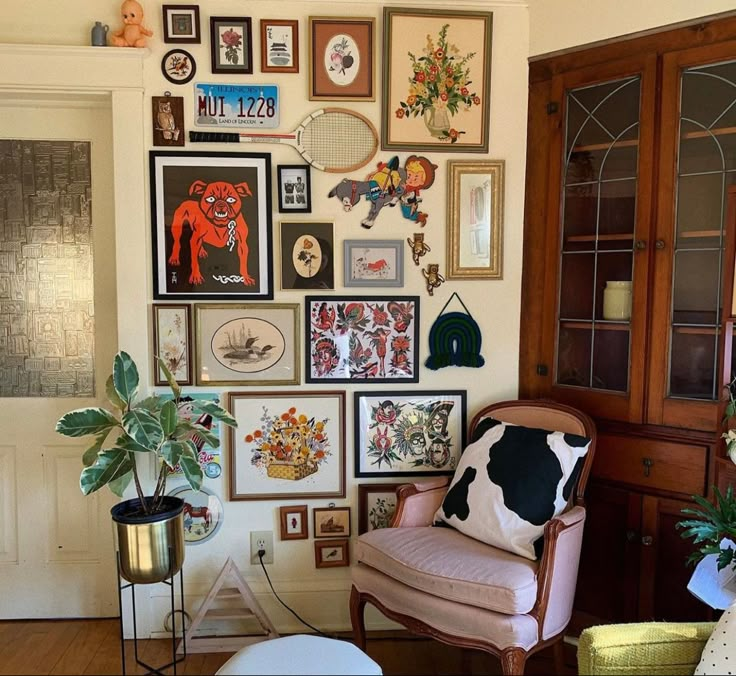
left=433, top=417, right=590, bottom=560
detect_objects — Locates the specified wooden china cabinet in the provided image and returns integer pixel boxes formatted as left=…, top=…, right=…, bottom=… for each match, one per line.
left=520, top=15, right=736, bottom=629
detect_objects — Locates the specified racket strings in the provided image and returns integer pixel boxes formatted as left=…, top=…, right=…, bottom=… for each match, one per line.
left=301, top=113, right=377, bottom=171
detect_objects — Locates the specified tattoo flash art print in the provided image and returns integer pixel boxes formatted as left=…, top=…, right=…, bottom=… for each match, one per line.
left=306, top=296, right=419, bottom=383
left=355, top=391, right=466, bottom=477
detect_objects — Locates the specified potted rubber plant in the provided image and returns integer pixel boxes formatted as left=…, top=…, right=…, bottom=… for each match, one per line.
left=56, top=351, right=236, bottom=584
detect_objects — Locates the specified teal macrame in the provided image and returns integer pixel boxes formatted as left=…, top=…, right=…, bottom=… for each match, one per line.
left=425, top=293, right=485, bottom=370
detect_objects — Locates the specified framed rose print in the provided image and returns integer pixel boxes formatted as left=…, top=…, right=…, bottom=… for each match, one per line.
left=308, top=17, right=376, bottom=101
left=313, top=506, right=351, bottom=539
left=261, top=19, right=299, bottom=73
left=152, top=303, right=193, bottom=385
left=279, top=505, right=308, bottom=540
left=229, top=391, right=345, bottom=500
left=210, top=17, right=253, bottom=75
left=358, top=484, right=399, bottom=534
left=314, top=539, right=349, bottom=568
left=382, top=7, right=493, bottom=152
left=280, top=221, right=334, bottom=291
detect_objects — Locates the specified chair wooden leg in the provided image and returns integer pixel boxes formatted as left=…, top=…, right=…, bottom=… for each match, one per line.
left=349, top=586, right=367, bottom=651
left=500, top=647, right=527, bottom=676
left=553, top=637, right=566, bottom=674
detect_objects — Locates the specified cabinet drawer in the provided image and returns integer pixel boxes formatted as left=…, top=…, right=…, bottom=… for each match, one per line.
left=592, top=435, right=707, bottom=496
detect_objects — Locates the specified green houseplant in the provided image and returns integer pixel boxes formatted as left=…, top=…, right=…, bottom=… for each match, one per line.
left=56, top=351, right=237, bottom=583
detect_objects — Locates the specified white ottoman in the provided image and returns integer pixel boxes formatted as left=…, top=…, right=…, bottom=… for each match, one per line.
left=215, top=635, right=383, bottom=675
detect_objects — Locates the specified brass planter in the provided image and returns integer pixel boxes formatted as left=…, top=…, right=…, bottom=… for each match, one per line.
left=111, top=496, right=185, bottom=585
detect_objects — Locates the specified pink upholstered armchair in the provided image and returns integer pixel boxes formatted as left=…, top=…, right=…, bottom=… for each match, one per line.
left=350, top=400, right=597, bottom=676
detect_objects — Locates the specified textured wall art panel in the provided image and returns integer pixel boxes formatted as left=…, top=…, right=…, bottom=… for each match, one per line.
left=0, top=140, right=94, bottom=397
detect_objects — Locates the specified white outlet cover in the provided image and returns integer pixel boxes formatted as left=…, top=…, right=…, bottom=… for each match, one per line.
left=250, top=530, right=274, bottom=564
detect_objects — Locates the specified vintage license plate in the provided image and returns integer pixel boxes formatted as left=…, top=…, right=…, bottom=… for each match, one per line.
left=194, top=83, right=280, bottom=129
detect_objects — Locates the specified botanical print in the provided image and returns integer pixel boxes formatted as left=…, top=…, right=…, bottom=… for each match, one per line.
left=368, top=494, right=396, bottom=531
left=168, top=485, right=224, bottom=545
left=211, top=317, right=285, bottom=373
left=280, top=222, right=334, bottom=291
left=211, top=17, right=252, bottom=74
left=266, top=23, right=295, bottom=68
left=219, top=26, right=244, bottom=66
left=154, top=305, right=190, bottom=383
left=351, top=246, right=397, bottom=281
left=325, top=34, right=359, bottom=86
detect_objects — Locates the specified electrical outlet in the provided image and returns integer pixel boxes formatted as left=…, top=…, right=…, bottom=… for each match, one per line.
left=250, top=530, right=274, bottom=565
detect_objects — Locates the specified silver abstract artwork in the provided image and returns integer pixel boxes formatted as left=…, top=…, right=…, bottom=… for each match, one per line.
left=0, top=140, right=95, bottom=397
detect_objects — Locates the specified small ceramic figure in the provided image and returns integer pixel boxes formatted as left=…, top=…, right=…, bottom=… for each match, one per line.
left=110, top=0, right=153, bottom=48
left=91, top=21, right=109, bottom=47
left=407, top=232, right=431, bottom=266
left=422, top=263, right=445, bottom=297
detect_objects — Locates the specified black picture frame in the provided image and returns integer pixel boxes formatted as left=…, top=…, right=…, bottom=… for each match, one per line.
left=305, top=296, right=420, bottom=384
left=210, top=16, right=253, bottom=75
left=161, top=48, right=197, bottom=85
left=162, top=4, right=201, bottom=44
left=277, top=164, right=312, bottom=213
left=280, top=221, right=334, bottom=291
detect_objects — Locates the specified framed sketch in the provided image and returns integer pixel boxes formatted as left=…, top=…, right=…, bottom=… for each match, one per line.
left=194, top=303, right=299, bottom=386
left=152, top=303, right=192, bottom=385
left=308, top=17, right=376, bottom=101
left=279, top=505, right=308, bottom=540
left=152, top=95, right=185, bottom=147
left=313, top=506, right=351, bottom=539
left=277, top=165, right=311, bottom=213
left=354, top=390, right=467, bottom=478
left=448, top=160, right=504, bottom=279
left=314, top=539, right=349, bottom=568
left=344, top=240, right=403, bottom=287
left=150, top=151, right=273, bottom=300
left=382, top=7, right=493, bottom=152
left=280, top=221, right=334, bottom=291
left=305, top=296, right=419, bottom=384
left=168, top=485, right=224, bottom=545
left=162, top=5, right=201, bottom=43
left=161, top=48, right=196, bottom=85
left=229, top=391, right=345, bottom=500
left=358, top=484, right=399, bottom=534
left=261, top=19, right=299, bottom=73
left=210, top=16, right=253, bottom=75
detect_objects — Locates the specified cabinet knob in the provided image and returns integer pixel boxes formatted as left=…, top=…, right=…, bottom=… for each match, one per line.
left=642, top=535, right=654, bottom=546
left=626, top=529, right=638, bottom=542
left=635, top=240, right=647, bottom=250
left=655, top=239, right=666, bottom=249
left=642, top=457, right=654, bottom=477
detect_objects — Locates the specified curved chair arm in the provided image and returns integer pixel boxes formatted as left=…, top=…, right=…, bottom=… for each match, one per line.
left=390, top=477, right=450, bottom=528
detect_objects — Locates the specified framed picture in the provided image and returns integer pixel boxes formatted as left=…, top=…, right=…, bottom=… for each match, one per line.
left=314, top=539, right=350, bottom=568
left=210, top=17, right=253, bottom=75
left=382, top=7, right=493, bottom=152
left=150, top=151, right=273, bottom=300
left=161, top=48, right=196, bottom=85
left=194, top=303, right=299, bottom=386
left=277, top=165, right=311, bottom=213
left=229, top=391, right=345, bottom=500
left=168, top=485, right=224, bottom=545
left=344, top=240, right=404, bottom=288
left=313, top=506, right=351, bottom=539
left=308, top=17, right=376, bottom=101
left=280, top=222, right=334, bottom=291
left=261, top=19, right=299, bottom=73
left=358, top=483, right=400, bottom=534
left=152, top=95, right=185, bottom=147
left=305, top=296, right=419, bottom=383
left=279, top=505, right=308, bottom=540
left=152, top=303, right=192, bottom=385
left=447, top=160, right=504, bottom=279
left=354, top=390, right=467, bottom=478
left=162, top=5, right=201, bottom=43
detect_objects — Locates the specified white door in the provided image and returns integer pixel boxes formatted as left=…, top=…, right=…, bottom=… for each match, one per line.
left=0, top=94, right=119, bottom=618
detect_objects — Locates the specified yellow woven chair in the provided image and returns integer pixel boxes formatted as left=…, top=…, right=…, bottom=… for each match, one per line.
left=578, top=622, right=716, bottom=675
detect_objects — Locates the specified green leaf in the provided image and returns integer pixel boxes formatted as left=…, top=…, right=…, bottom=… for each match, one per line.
left=160, top=400, right=178, bottom=437
left=192, top=424, right=220, bottom=449
left=108, top=470, right=133, bottom=498
left=80, top=449, right=133, bottom=495
left=160, top=440, right=189, bottom=469
left=718, top=546, right=736, bottom=571
left=113, top=351, right=139, bottom=405
left=179, top=444, right=203, bottom=491
left=122, top=409, right=163, bottom=450
left=135, top=395, right=162, bottom=413
left=105, top=375, right=126, bottom=411
left=115, top=435, right=153, bottom=454
left=56, top=408, right=118, bottom=438
left=155, top=357, right=181, bottom=400
left=82, top=429, right=112, bottom=467
left=193, top=401, right=237, bottom=427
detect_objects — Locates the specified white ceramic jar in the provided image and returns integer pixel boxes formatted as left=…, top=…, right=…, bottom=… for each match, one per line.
left=603, top=281, right=632, bottom=320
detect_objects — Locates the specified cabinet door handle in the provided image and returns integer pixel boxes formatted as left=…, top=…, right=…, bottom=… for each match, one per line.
left=635, top=240, right=647, bottom=250
left=626, top=529, right=638, bottom=542
left=642, top=457, right=654, bottom=477
left=641, top=535, right=654, bottom=546
left=655, top=239, right=666, bottom=249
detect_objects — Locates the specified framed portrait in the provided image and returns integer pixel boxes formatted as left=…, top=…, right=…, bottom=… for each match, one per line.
left=308, top=17, right=376, bottom=101
left=314, top=539, right=349, bottom=568
left=354, top=390, right=467, bottom=478
left=150, top=151, right=273, bottom=300
left=194, top=303, right=299, bottom=386
left=210, top=17, right=253, bottom=75
left=279, top=505, right=308, bottom=540
left=382, top=7, right=493, bottom=152
left=277, top=165, right=311, bottom=213
left=152, top=303, right=192, bottom=385
left=343, top=240, right=403, bottom=288
left=280, top=221, right=334, bottom=291
left=162, top=5, right=201, bottom=43
left=447, top=160, right=504, bottom=279
left=306, top=296, right=419, bottom=384
left=229, top=391, right=345, bottom=500
left=168, top=485, right=224, bottom=545
left=152, top=95, right=185, bottom=147
left=313, top=506, right=351, bottom=539
left=358, top=484, right=400, bottom=534
left=261, top=19, right=299, bottom=73
left=161, top=48, right=196, bottom=85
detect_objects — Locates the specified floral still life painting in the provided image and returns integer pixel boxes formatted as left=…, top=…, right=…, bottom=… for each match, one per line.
left=306, top=296, right=419, bottom=383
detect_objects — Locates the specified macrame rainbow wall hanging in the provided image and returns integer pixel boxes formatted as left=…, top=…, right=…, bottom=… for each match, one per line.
left=425, top=293, right=485, bottom=370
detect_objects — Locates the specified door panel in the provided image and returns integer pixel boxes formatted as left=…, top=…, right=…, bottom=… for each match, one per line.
left=0, top=445, right=18, bottom=564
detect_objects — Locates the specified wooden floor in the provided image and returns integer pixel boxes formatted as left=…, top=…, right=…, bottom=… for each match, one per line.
left=0, top=619, right=570, bottom=675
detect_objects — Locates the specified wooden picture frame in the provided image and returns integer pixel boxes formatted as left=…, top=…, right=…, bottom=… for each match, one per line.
left=313, top=506, right=351, bottom=539
left=152, top=95, right=185, bottom=147
left=343, top=240, right=404, bottom=287
left=277, top=165, right=312, bottom=213
left=358, top=483, right=400, bottom=534
left=314, top=539, right=350, bottom=568
left=280, top=221, right=334, bottom=291
left=261, top=19, right=299, bottom=73
left=279, top=505, right=308, bottom=540
left=210, top=16, right=253, bottom=75
left=152, top=303, right=193, bottom=386
left=162, top=4, right=201, bottom=43
left=447, top=160, right=504, bottom=279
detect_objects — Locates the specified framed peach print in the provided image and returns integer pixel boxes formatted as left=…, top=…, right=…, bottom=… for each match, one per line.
left=382, top=7, right=493, bottom=152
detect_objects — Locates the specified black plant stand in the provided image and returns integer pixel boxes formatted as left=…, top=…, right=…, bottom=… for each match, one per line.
left=116, top=548, right=186, bottom=676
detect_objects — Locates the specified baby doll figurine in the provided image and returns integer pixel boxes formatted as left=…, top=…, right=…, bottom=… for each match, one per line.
left=110, top=0, right=153, bottom=48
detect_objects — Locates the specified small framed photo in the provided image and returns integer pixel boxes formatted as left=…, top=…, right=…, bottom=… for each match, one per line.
left=277, top=165, right=311, bottom=213
left=261, top=19, right=299, bottom=73
left=152, top=303, right=193, bottom=385
left=280, top=221, right=334, bottom=291
left=279, top=505, right=308, bottom=540
left=313, top=506, right=351, bottom=539
left=162, top=5, right=201, bottom=43
left=210, top=16, right=253, bottom=75
left=358, top=484, right=400, bottom=534
left=308, top=17, right=376, bottom=101
left=314, top=539, right=350, bottom=568
left=344, top=240, right=403, bottom=287
left=161, top=49, right=196, bottom=85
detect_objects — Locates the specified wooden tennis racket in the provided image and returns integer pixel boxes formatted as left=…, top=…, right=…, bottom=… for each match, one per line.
left=189, top=108, right=379, bottom=173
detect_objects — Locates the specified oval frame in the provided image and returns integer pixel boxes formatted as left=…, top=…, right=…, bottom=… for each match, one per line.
left=167, top=484, right=224, bottom=545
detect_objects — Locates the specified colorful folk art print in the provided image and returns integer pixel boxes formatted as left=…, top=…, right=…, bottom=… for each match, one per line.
left=344, top=239, right=403, bottom=288
left=354, top=390, right=467, bottom=477
left=306, top=296, right=419, bottom=383
left=167, top=485, right=224, bottom=545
